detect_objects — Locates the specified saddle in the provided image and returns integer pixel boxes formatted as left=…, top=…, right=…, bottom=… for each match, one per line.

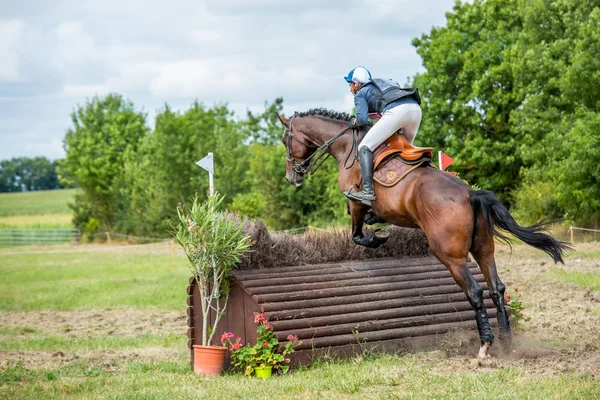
left=373, top=133, right=433, bottom=169
left=371, top=134, right=433, bottom=187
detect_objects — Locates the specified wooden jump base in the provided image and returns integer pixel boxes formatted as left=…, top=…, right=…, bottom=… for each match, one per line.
left=186, top=256, right=501, bottom=368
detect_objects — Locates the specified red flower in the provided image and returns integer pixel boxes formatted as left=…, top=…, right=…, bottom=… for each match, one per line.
left=287, top=335, right=298, bottom=341
left=232, top=343, right=242, bottom=350
left=514, top=285, right=520, bottom=292
left=504, top=293, right=512, bottom=303
left=262, top=340, right=269, bottom=347
left=220, top=334, right=227, bottom=343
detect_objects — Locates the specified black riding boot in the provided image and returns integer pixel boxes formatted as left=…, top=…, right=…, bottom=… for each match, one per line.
left=346, top=147, right=377, bottom=206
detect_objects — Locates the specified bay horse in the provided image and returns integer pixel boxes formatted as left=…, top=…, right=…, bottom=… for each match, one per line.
left=277, top=108, right=569, bottom=359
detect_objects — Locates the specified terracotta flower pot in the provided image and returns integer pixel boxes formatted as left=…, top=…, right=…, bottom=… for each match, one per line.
left=193, top=345, right=227, bottom=376
left=254, top=365, right=273, bottom=378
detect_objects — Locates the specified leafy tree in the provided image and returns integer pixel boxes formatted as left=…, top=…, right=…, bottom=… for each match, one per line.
left=512, top=0, right=600, bottom=225
left=119, top=102, right=250, bottom=235
left=58, top=94, right=149, bottom=232
left=411, top=0, right=524, bottom=203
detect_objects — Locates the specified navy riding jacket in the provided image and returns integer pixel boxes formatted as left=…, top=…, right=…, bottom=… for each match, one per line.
left=353, top=83, right=419, bottom=126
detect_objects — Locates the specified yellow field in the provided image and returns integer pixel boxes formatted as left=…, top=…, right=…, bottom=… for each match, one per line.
left=0, top=213, right=73, bottom=227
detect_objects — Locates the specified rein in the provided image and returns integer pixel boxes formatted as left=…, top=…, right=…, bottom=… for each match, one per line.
left=285, top=116, right=359, bottom=177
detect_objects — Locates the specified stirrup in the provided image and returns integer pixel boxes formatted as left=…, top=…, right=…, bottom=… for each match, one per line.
left=345, top=186, right=376, bottom=206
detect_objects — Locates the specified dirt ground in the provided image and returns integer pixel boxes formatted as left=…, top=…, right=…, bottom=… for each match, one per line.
left=1, top=242, right=599, bottom=376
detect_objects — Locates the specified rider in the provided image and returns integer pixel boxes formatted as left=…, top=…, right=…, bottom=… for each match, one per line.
left=344, top=66, right=422, bottom=206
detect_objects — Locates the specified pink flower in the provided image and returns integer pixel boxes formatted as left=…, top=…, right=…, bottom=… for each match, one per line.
left=236, top=337, right=241, bottom=342
left=226, top=332, right=234, bottom=339
left=514, top=286, right=520, bottom=292
left=253, top=312, right=266, bottom=324
left=504, top=293, right=512, bottom=303
left=287, top=335, right=298, bottom=341
left=520, top=311, right=526, bottom=317
left=262, top=340, right=269, bottom=347
left=220, top=334, right=228, bottom=343
left=264, top=321, right=271, bottom=331
left=232, top=343, right=242, bottom=350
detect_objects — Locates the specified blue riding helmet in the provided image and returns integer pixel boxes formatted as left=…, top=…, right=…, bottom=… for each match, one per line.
left=344, top=66, right=371, bottom=83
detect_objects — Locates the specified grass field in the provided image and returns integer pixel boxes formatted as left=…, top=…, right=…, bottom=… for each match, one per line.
left=0, top=189, right=76, bottom=229
left=1, top=242, right=599, bottom=399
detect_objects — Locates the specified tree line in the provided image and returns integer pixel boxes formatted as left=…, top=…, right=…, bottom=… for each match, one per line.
left=6, top=0, right=599, bottom=234
left=0, top=157, right=65, bottom=192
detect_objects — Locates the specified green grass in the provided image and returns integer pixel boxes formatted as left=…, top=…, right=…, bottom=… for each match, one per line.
left=0, top=333, right=184, bottom=352
left=0, top=189, right=76, bottom=217
left=1, top=354, right=598, bottom=400
left=551, top=269, right=600, bottom=291
left=0, top=252, right=189, bottom=311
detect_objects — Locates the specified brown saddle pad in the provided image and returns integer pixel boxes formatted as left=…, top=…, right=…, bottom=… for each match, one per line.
left=373, top=134, right=433, bottom=171
left=374, top=156, right=429, bottom=187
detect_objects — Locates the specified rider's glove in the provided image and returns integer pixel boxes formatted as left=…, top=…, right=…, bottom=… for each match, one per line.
left=349, top=118, right=358, bottom=128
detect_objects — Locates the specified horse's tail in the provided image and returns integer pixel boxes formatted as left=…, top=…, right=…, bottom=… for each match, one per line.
left=469, top=189, right=570, bottom=263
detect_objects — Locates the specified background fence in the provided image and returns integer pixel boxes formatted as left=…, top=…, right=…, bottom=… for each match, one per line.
left=568, top=226, right=600, bottom=243
left=0, top=227, right=81, bottom=245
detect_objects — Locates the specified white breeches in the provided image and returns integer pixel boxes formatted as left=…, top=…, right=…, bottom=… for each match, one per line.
left=359, top=103, right=422, bottom=151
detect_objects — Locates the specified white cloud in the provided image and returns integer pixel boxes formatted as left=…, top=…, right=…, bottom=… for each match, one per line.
left=0, top=0, right=458, bottom=159
left=53, top=21, right=98, bottom=69
left=0, top=19, right=24, bottom=82
left=62, top=84, right=107, bottom=97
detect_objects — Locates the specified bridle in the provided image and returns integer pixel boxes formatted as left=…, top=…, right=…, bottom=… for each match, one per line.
left=283, top=115, right=359, bottom=177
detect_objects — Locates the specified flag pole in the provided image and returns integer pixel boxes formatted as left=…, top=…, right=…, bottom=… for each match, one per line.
left=196, top=152, right=215, bottom=195
left=438, top=150, right=443, bottom=170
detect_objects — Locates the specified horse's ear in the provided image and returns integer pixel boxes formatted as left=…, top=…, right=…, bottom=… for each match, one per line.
left=276, top=113, right=289, bottom=127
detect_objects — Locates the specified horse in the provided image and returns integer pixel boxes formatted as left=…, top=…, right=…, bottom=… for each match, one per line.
left=277, top=108, right=570, bottom=359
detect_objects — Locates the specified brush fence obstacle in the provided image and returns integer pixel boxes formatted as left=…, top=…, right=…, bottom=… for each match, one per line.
left=186, top=256, right=501, bottom=367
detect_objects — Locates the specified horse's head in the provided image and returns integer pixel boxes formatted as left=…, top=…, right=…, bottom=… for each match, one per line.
left=277, top=113, right=318, bottom=187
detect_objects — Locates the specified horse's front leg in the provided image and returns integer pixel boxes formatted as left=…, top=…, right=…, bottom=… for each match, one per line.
left=349, top=201, right=388, bottom=248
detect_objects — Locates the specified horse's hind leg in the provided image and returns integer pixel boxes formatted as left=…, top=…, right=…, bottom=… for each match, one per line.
left=470, top=231, right=512, bottom=345
left=429, top=235, right=494, bottom=358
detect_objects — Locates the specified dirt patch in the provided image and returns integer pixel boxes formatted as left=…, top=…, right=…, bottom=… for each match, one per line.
left=494, top=243, right=600, bottom=347
left=0, top=309, right=188, bottom=370
left=1, top=309, right=186, bottom=338
left=425, top=241, right=600, bottom=377
left=0, top=347, right=187, bottom=372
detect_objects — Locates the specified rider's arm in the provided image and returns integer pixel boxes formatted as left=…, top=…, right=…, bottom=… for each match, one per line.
left=354, top=91, right=369, bottom=126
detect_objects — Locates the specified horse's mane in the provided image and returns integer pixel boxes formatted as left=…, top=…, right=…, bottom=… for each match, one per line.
left=293, top=108, right=353, bottom=122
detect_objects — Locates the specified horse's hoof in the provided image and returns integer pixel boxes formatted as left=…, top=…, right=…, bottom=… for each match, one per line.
left=374, top=229, right=390, bottom=241
left=477, top=342, right=491, bottom=359
left=373, top=229, right=390, bottom=246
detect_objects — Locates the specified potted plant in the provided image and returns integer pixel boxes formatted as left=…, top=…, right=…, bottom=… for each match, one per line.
left=170, top=192, right=252, bottom=376
left=221, top=312, right=301, bottom=377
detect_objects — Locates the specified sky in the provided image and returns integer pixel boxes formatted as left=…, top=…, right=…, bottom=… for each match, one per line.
left=0, top=0, right=457, bottom=160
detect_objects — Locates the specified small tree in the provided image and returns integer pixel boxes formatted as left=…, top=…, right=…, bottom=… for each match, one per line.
left=170, top=192, right=252, bottom=346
